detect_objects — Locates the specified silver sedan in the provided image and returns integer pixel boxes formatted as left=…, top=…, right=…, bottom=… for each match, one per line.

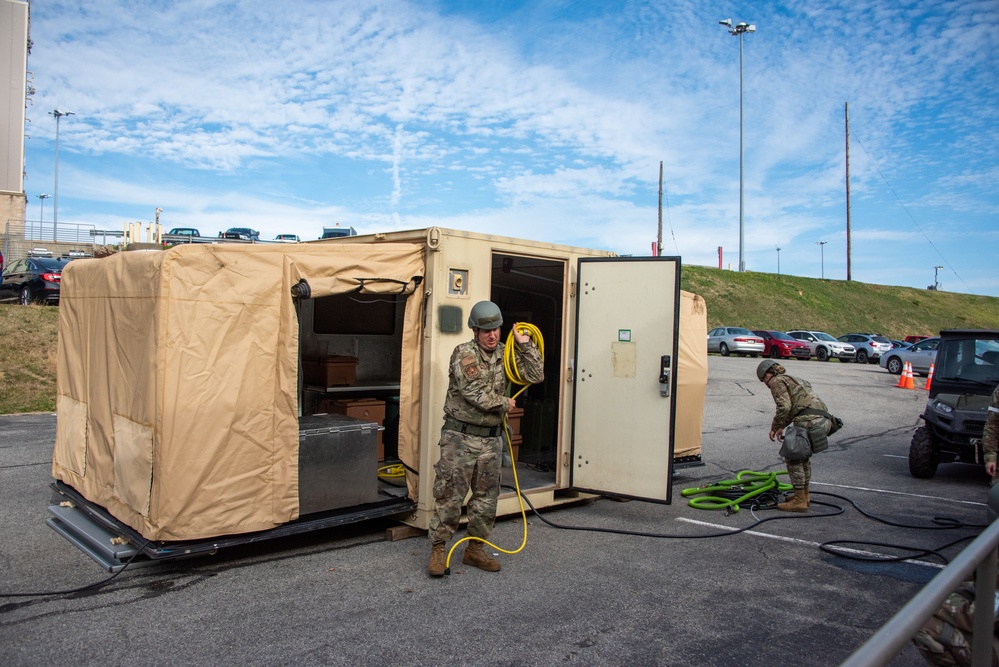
left=879, top=337, right=939, bottom=375
left=707, top=327, right=765, bottom=357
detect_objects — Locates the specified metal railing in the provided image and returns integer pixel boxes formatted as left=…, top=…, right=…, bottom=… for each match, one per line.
left=841, top=486, right=999, bottom=667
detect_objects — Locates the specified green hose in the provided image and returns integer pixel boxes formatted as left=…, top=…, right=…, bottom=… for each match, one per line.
left=681, top=470, right=792, bottom=512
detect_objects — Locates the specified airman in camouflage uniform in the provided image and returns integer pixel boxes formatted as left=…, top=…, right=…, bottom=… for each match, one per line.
left=912, top=578, right=999, bottom=666
left=982, top=384, right=999, bottom=485
left=757, top=360, right=832, bottom=512
left=428, top=301, right=544, bottom=576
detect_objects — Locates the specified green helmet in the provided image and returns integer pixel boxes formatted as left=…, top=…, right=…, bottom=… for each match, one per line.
left=468, top=300, right=503, bottom=330
left=756, top=359, right=785, bottom=381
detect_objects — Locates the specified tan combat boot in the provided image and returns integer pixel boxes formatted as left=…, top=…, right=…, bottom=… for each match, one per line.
left=777, top=486, right=809, bottom=513
left=462, top=541, right=501, bottom=572
left=428, top=543, right=447, bottom=577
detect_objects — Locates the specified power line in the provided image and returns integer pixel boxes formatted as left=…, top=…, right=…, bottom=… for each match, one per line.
left=850, top=133, right=971, bottom=293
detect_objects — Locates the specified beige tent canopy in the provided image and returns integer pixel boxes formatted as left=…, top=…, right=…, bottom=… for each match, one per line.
left=52, top=232, right=708, bottom=545
left=53, top=242, right=425, bottom=541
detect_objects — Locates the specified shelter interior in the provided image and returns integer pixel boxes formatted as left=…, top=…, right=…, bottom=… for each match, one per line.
left=295, top=250, right=568, bottom=510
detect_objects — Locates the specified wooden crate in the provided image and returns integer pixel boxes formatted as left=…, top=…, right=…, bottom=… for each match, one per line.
left=302, top=355, right=358, bottom=387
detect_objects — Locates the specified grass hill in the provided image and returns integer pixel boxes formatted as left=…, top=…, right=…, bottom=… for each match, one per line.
left=2, top=269, right=997, bottom=414
left=681, top=265, right=999, bottom=337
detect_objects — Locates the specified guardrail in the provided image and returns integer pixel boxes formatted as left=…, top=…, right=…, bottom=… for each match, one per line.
left=840, top=485, right=999, bottom=666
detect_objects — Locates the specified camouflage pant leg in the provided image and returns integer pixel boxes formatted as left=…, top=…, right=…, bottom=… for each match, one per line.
left=785, top=457, right=811, bottom=489
left=428, top=429, right=502, bottom=545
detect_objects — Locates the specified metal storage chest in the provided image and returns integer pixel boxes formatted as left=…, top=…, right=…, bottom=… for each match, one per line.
left=298, top=414, right=380, bottom=514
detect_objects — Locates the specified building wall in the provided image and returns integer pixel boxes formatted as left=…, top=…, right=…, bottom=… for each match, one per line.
left=0, top=0, right=29, bottom=198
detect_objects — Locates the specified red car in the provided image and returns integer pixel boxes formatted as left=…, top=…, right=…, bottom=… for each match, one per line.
left=752, top=330, right=812, bottom=360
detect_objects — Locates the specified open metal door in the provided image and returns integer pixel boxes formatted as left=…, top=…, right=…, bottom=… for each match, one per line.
left=570, top=257, right=680, bottom=502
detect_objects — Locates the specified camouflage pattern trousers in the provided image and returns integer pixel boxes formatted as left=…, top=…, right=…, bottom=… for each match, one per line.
left=783, top=416, right=829, bottom=488
left=428, top=428, right=502, bottom=546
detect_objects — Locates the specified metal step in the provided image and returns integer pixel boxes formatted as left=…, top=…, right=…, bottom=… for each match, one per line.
left=46, top=504, right=148, bottom=573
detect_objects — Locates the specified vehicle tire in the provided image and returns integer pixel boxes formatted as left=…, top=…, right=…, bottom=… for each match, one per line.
left=856, top=349, right=869, bottom=364
left=719, top=343, right=730, bottom=357
left=816, top=347, right=828, bottom=362
left=909, top=426, right=938, bottom=479
left=769, top=347, right=781, bottom=359
left=19, top=287, right=30, bottom=305
left=886, top=357, right=902, bottom=375
left=749, top=354, right=758, bottom=358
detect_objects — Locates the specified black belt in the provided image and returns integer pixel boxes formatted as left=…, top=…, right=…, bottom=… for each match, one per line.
left=443, top=416, right=501, bottom=438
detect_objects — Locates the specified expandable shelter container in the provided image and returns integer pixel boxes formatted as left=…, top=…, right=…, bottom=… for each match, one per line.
left=49, top=227, right=707, bottom=570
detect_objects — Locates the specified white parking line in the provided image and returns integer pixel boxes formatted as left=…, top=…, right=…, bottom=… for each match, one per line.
left=811, top=481, right=987, bottom=506
left=676, top=517, right=945, bottom=569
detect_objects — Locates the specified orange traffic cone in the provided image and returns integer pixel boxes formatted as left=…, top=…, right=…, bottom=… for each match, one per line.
left=924, top=363, right=934, bottom=391
left=903, top=362, right=916, bottom=390
left=896, top=362, right=909, bottom=388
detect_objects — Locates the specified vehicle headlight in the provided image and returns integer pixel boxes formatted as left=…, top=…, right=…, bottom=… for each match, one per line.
left=932, top=401, right=954, bottom=415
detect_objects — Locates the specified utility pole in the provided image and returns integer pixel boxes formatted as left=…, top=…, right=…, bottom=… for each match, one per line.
left=845, top=103, right=852, bottom=282
left=776, top=246, right=781, bottom=275
left=657, top=161, right=663, bottom=257
left=816, top=241, right=828, bottom=279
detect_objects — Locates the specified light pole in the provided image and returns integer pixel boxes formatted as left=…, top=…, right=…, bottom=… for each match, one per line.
left=816, top=241, right=828, bottom=279
left=49, top=109, right=75, bottom=234
left=719, top=18, right=756, bottom=272
left=933, top=265, right=943, bottom=291
left=775, top=246, right=781, bottom=275
left=38, top=193, right=50, bottom=222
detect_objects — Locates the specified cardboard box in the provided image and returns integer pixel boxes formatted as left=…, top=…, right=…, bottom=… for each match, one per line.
left=302, top=355, right=358, bottom=387
left=324, top=398, right=387, bottom=461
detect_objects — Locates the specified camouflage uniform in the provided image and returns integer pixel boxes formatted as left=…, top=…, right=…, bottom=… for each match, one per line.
left=983, top=384, right=999, bottom=470
left=767, top=373, right=831, bottom=488
left=912, top=579, right=999, bottom=666
left=428, top=336, right=544, bottom=546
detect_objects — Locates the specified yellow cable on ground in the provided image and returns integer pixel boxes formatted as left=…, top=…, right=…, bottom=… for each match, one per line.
left=377, top=464, right=405, bottom=478
left=445, top=324, right=544, bottom=572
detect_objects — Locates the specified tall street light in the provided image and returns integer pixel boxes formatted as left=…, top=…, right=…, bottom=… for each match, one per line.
left=816, top=240, right=828, bottom=279
left=719, top=18, right=756, bottom=272
left=775, top=245, right=781, bottom=275
left=49, top=109, right=75, bottom=234
left=38, top=193, right=50, bottom=222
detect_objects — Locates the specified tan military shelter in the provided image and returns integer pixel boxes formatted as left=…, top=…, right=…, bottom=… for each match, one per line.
left=52, top=229, right=708, bottom=545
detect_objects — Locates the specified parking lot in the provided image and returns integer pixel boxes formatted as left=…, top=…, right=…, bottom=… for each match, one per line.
left=0, top=356, right=990, bottom=666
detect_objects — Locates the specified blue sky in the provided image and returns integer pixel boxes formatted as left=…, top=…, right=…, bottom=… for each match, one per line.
left=22, top=0, right=999, bottom=295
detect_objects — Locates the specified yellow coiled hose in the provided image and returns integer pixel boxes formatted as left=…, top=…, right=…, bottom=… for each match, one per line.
left=445, top=323, right=544, bottom=572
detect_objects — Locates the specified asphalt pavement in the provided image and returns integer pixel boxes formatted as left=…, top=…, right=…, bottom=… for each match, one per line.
left=0, top=355, right=990, bottom=666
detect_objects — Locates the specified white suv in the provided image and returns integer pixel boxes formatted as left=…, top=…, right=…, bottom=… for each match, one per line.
left=838, top=333, right=893, bottom=364
left=787, top=330, right=856, bottom=362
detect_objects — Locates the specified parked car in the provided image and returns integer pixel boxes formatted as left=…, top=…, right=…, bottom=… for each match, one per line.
left=221, top=227, right=260, bottom=241
left=0, top=256, right=71, bottom=305
left=787, top=330, right=856, bottom=362
left=167, top=227, right=201, bottom=237
left=879, top=337, right=939, bottom=375
left=275, top=234, right=300, bottom=243
left=752, top=330, right=812, bottom=360
left=905, top=335, right=931, bottom=344
left=888, top=340, right=913, bottom=350
left=838, top=333, right=893, bottom=364
left=707, top=327, right=765, bottom=357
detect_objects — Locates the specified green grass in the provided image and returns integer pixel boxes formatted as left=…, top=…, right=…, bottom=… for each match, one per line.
left=0, top=304, right=60, bottom=414
left=0, top=270, right=997, bottom=414
left=681, top=266, right=999, bottom=337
